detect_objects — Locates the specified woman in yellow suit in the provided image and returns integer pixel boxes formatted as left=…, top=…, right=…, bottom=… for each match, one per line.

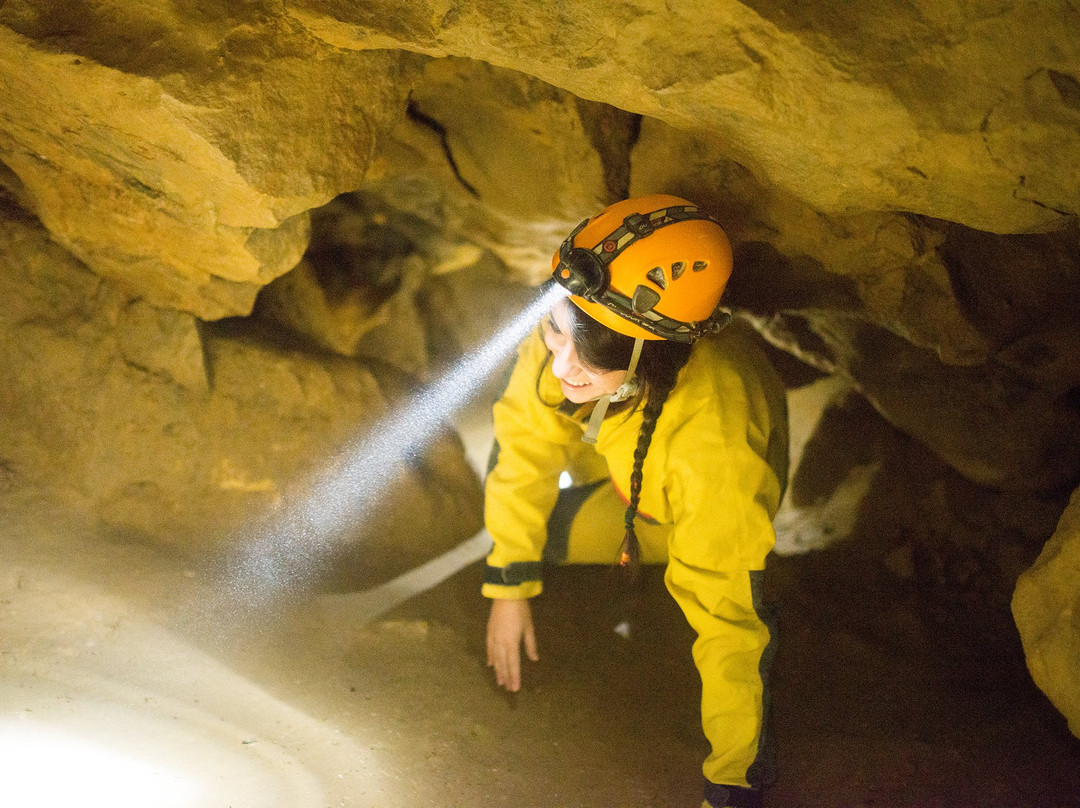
left=483, top=195, right=788, bottom=808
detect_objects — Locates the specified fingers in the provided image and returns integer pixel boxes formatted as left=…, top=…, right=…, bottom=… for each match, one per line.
left=506, top=643, right=522, bottom=692
left=486, top=598, right=537, bottom=692
left=485, top=618, right=513, bottom=691
left=486, top=636, right=521, bottom=691
left=524, top=622, right=539, bottom=663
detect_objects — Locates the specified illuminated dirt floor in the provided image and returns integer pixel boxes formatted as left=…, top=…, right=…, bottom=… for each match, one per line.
left=3, top=486, right=1079, bottom=808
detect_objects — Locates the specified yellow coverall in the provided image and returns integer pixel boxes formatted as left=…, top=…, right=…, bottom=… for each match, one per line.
left=483, top=320, right=788, bottom=797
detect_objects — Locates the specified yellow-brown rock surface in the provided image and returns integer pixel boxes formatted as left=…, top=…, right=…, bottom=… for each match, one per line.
left=0, top=209, right=482, bottom=585
left=292, top=0, right=1080, bottom=232
left=0, top=5, right=413, bottom=318
left=1, top=0, right=1079, bottom=740
left=1014, top=485, right=1080, bottom=738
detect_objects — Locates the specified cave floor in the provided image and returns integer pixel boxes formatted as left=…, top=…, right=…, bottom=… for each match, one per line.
left=2, top=491, right=1079, bottom=808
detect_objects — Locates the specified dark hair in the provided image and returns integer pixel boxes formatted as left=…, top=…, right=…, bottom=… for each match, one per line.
left=563, top=303, right=692, bottom=569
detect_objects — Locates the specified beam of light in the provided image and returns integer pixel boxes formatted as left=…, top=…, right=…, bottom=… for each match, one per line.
left=207, top=281, right=568, bottom=617
left=0, top=723, right=202, bottom=808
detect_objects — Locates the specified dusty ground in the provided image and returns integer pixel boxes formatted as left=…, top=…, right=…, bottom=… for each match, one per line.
left=2, top=377, right=1079, bottom=808
left=2, top=479, right=1079, bottom=808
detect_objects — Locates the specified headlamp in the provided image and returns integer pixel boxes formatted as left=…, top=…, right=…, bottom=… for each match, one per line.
left=555, top=247, right=608, bottom=300
left=554, top=220, right=609, bottom=300
left=551, top=208, right=731, bottom=343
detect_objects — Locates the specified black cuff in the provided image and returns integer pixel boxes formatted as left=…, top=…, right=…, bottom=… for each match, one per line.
left=704, top=780, right=762, bottom=808
left=483, top=561, right=543, bottom=587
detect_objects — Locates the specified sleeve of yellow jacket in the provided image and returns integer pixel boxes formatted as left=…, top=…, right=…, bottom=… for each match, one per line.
left=662, top=336, right=784, bottom=792
left=482, top=328, right=580, bottom=600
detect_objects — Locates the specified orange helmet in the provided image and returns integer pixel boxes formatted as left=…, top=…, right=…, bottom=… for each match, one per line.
left=551, top=194, right=733, bottom=342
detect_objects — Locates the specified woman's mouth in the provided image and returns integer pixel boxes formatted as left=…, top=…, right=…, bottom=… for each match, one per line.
left=561, top=378, right=589, bottom=389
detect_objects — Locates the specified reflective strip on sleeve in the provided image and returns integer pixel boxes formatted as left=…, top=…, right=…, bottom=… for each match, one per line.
left=704, top=780, right=762, bottom=808
left=483, top=561, right=544, bottom=586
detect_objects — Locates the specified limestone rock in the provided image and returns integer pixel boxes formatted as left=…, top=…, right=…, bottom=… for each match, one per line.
left=773, top=384, right=1067, bottom=690
left=253, top=193, right=443, bottom=376
left=997, top=328, right=1080, bottom=397
left=420, top=252, right=538, bottom=365
left=0, top=7, right=414, bottom=318
left=117, top=299, right=208, bottom=393
left=632, top=121, right=992, bottom=365
left=773, top=379, right=880, bottom=554
left=750, top=312, right=1080, bottom=492
left=939, top=219, right=1080, bottom=373
left=1013, top=485, right=1080, bottom=738
left=363, top=56, right=621, bottom=282
left=251, top=184, right=538, bottom=386
left=255, top=254, right=428, bottom=372
left=0, top=209, right=482, bottom=583
left=292, top=0, right=1080, bottom=233
left=347, top=254, right=430, bottom=376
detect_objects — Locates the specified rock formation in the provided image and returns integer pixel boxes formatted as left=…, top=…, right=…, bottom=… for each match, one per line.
left=0, top=0, right=1078, bottom=737
left=1014, top=486, right=1080, bottom=739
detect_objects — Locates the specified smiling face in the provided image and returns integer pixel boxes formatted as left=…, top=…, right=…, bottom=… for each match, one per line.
left=543, top=300, right=627, bottom=403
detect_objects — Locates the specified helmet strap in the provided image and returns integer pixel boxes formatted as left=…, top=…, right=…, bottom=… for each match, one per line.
left=581, top=337, right=644, bottom=445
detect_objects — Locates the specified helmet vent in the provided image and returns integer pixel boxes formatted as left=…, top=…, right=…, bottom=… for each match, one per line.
left=692, top=260, right=709, bottom=272
left=671, top=261, right=686, bottom=280
left=632, top=285, right=661, bottom=315
left=646, top=266, right=667, bottom=289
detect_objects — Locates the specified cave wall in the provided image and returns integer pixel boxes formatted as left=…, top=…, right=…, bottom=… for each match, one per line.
left=0, top=203, right=483, bottom=586
left=0, top=1, right=1078, bottom=732
left=1014, top=485, right=1080, bottom=739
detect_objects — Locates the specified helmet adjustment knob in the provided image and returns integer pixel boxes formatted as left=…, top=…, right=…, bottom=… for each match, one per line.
left=631, top=285, right=661, bottom=315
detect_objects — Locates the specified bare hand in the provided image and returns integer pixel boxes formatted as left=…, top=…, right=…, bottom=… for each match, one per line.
left=486, top=598, right=539, bottom=692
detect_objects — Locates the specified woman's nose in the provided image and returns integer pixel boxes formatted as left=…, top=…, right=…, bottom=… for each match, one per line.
left=550, top=341, right=580, bottom=378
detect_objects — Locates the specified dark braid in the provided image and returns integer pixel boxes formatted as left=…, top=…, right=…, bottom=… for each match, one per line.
left=618, top=346, right=685, bottom=571
left=619, top=384, right=672, bottom=570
